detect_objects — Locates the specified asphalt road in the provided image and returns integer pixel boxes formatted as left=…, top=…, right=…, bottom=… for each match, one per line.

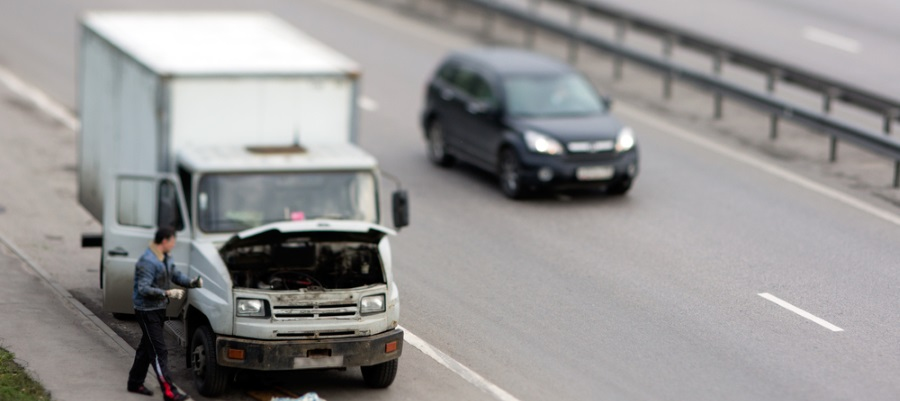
left=585, top=0, right=900, bottom=101
left=0, top=0, right=898, bottom=400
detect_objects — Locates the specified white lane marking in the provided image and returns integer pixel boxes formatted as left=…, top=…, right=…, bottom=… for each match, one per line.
left=758, top=293, right=844, bottom=332
left=802, top=26, right=861, bottom=54
left=0, top=65, right=80, bottom=131
left=402, top=326, right=522, bottom=401
left=358, top=96, right=379, bottom=111
left=615, top=103, right=900, bottom=229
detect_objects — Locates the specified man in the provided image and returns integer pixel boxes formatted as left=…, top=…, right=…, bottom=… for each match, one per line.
left=127, top=227, right=202, bottom=401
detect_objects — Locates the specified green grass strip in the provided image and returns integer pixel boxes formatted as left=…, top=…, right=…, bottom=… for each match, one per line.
left=0, top=347, right=51, bottom=401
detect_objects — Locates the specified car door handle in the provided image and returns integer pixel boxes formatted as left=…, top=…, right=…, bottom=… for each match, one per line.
left=107, top=247, right=128, bottom=257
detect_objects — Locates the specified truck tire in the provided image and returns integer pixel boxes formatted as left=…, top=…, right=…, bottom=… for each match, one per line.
left=190, top=325, right=230, bottom=396
left=360, top=358, right=398, bottom=388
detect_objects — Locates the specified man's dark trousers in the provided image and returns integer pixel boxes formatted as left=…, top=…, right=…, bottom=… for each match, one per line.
left=128, top=308, right=180, bottom=398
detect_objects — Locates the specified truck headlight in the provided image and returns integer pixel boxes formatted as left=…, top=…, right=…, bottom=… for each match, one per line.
left=236, top=298, right=267, bottom=317
left=615, top=127, right=635, bottom=152
left=524, top=130, right=564, bottom=155
left=360, top=294, right=385, bottom=315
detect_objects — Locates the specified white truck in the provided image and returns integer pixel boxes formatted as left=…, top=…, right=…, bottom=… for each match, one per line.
left=78, top=11, right=407, bottom=393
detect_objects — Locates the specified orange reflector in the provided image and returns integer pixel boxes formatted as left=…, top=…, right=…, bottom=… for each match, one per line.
left=227, top=348, right=245, bottom=360
left=385, top=341, right=398, bottom=353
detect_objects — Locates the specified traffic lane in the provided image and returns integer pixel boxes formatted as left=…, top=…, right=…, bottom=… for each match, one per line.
left=583, top=0, right=900, bottom=99
left=376, top=101, right=900, bottom=400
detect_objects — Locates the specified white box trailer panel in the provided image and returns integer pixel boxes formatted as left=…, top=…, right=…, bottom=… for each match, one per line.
left=78, top=25, right=163, bottom=221
left=78, top=11, right=361, bottom=222
left=169, top=76, right=355, bottom=150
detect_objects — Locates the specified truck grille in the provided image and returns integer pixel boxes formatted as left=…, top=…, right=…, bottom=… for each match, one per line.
left=272, top=303, right=358, bottom=319
left=275, top=330, right=358, bottom=339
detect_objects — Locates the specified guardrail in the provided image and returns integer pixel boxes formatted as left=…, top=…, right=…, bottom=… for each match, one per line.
left=404, top=0, right=900, bottom=187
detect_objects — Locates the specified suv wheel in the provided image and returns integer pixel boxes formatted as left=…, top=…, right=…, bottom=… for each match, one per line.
left=361, top=359, right=398, bottom=388
left=190, top=325, right=230, bottom=396
left=498, top=149, right=527, bottom=199
left=427, top=120, right=455, bottom=167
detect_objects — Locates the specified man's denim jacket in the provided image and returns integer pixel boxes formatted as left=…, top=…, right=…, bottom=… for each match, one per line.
left=132, top=242, right=192, bottom=311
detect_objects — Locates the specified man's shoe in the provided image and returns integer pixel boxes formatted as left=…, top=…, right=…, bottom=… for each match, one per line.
left=126, top=384, right=153, bottom=396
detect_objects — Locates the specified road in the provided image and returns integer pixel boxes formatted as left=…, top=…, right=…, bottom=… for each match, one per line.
left=0, top=0, right=898, bottom=400
left=586, top=0, right=900, bottom=100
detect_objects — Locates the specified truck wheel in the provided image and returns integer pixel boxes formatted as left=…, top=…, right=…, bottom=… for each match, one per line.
left=190, top=325, right=230, bottom=396
left=361, top=358, right=398, bottom=388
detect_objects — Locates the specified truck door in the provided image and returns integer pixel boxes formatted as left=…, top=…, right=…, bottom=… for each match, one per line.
left=102, top=173, right=192, bottom=318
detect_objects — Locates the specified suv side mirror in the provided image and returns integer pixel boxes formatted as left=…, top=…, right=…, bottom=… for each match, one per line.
left=601, top=96, right=613, bottom=110
left=392, top=190, right=409, bottom=229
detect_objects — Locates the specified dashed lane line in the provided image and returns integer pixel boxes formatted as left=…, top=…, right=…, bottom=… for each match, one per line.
left=758, top=293, right=844, bottom=332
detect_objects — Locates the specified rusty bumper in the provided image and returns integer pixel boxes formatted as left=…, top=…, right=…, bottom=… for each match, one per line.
left=215, top=329, right=403, bottom=370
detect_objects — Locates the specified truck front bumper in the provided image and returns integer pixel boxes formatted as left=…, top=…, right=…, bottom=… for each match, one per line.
left=215, top=329, right=403, bottom=370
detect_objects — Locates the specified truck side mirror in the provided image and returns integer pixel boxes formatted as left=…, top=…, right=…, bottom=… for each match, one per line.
left=392, top=190, right=409, bottom=229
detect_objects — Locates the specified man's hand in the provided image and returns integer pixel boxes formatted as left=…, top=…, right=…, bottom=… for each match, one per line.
left=165, top=289, right=185, bottom=300
left=190, top=276, right=203, bottom=289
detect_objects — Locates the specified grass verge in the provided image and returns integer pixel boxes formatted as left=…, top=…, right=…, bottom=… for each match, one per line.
left=0, top=347, right=51, bottom=401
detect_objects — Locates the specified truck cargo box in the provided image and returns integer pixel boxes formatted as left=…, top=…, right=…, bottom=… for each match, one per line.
left=78, top=11, right=361, bottom=221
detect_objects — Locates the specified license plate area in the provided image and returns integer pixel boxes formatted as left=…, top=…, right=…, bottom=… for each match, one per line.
left=576, top=166, right=614, bottom=181
left=294, top=349, right=343, bottom=369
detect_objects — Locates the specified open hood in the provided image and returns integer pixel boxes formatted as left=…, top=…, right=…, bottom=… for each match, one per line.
left=221, top=220, right=394, bottom=252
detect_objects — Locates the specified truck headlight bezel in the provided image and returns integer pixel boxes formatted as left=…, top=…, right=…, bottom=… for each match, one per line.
left=236, top=298, right=268, bottom=318
left=360, top=294, right=386, bottom=316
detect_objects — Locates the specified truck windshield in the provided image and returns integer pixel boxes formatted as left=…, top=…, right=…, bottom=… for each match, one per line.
left=197, top=171, right=377, bottom=233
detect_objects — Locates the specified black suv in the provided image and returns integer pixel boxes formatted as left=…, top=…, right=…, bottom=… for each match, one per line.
left=421, top=47, right=639, bottom=198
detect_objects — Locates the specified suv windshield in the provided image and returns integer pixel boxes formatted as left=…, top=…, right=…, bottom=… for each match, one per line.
left=503, top=73, right=605, bottom=117
left=197, top=171, right=377, bottom=233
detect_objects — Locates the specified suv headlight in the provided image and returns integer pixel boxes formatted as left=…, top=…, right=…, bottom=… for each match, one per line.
left=615, top=126, right=636, bottom=152
left=236, top=298, right=267, bottom=317
left=524, top=130, right=564, bottom=155
left=360, top=294, right=385, bottom=315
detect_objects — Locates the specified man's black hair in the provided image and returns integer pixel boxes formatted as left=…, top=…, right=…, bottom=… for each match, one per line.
left=153, top=227, right=176, bottom=244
